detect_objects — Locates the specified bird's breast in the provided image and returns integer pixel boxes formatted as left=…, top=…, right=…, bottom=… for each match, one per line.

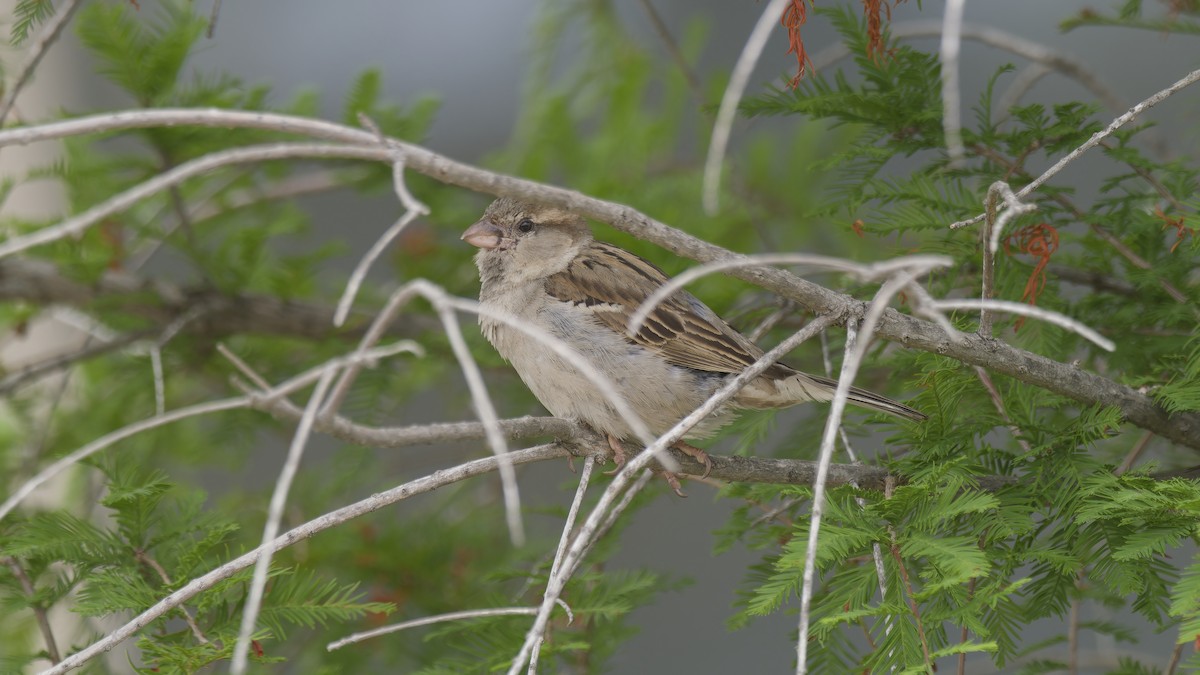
left=478, top=293, right=729, bottom=439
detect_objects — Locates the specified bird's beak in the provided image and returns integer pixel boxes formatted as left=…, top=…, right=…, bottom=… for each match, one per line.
left=461, top=219, right=509, bottom=250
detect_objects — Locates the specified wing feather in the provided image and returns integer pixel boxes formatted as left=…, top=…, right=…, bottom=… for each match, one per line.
left=543, top=242, right=770, bottom=375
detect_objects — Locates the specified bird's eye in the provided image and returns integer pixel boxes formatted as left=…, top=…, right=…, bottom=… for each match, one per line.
left=517, top=219, right=535, bottom=233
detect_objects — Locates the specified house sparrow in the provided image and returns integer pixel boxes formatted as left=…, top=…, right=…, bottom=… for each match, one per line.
left=463, top=198, right=924, bottom=490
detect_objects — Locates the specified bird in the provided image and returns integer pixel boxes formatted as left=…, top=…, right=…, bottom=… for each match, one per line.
left=462, top=197, right=925, bottom=493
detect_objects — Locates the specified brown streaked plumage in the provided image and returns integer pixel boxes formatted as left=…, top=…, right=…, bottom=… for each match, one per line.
left=463, top=197, right=925, bottom=490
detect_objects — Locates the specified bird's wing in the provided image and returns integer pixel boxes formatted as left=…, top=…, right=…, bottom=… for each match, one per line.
left=543, top=241, right=771, bottom=375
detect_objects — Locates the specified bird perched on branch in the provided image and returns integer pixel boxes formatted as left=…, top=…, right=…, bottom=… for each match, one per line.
left=463, top=197, right=924, bottom=493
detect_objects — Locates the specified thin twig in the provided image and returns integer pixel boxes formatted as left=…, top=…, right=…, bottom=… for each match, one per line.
left=0, top=258, right=434, bottom=344
left=435, top=298, right=526, bottom=547
left=0, top=342, right=421, bottom=522
left=702, top=0, right=792, bottom=214
left=149, top=347, right=165, bottom=416
left=974, top=366, right=1033, bottom=453
left=629, top=253, right=955, bottom=335
left=528, top=456, right=595, bottom=672
left=0, top=142, right=392, bottom=260
left=0, top=329, right=151, bottom=396
left=940, top=0, right=967, bottom=167
left=1067, top=579, right=1081, bottom=675
left=819, top=329, right=891, bottom=642
left=321, top=274, right=430, bottom=418
left=134, top=550, right=209, bottom=645
left=578, top=469, right=654, bottom=563
left=1114, top=430, right=1155, bottom=476
left=951, top=67, right=1200, bottom=229
left=636, top=0, right=705, bottom=106
left=889, top=535, right=934, bottom=670
left=333, top=116, right=431, bottom=327
left=3, top=556, right=61, bottom=664
left=969, top=143, right=1195, bottom=310
left=930, top=299, right=1115, bottom=352
left=978, top=185, right=1002, bottom=336
left=747, top=300, right=792, bottom=342
left=230, top=367, right=337, bottom=675
left=328, top=607, right=541, bottom=651
left=1165, top=641, right=1185, bottom=675
left=0, top=0, right=85, bottom=125
left=957, top=576, right=978, bottom=675
left=246, top=394, right=1023, bottom=491
left=796, top=272, right=921, bottom=674
left=0, top=396, right=248, bottom=523
left=206, top=0, right=223, bottom=38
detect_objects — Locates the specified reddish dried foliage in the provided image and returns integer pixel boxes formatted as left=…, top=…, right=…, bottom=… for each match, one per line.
left=1155, top=207, right=1196, bottom=253
left=1003, top=223, right=1059, bottom=331
left=781, top=0, right=812, bottom=88
left=782, top=1, right=906, bottom=88
left=863, top=0, right=890, bottom=63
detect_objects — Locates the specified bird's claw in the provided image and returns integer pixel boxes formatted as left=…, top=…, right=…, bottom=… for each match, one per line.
left=672, top=440, right=712, bottom=479
left=663, top=471, right=687, bottom=498
left=604, top=434, right=627, bottom=476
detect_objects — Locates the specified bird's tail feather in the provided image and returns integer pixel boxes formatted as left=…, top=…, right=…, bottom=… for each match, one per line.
left=776, top=372, right=927, bottom=422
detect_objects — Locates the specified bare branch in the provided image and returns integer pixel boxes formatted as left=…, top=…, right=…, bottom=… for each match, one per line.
left=206, top=0, right=223, bottom=38
left=434, top=293, right=525, bottom=547
left=797, top=272, right=918, bottom=674
left=251, top=395, right=1017, bottom=491
left=333, top=118, right=431, bottom=327
left=0, top=328, right=151, bottom=396
left=528, top=456, right=595, bottom=672
left=629, top=253, right=954, bottom=336
left=0, top=0, right=85, bottom=125
left=701, top=0, right=792, bottom=215
left=133, top=551, right=209, bottom=645
left=979, top=181, right=1038, bottom=335
left=951, top=67, right=1200, bottom=229
left=1115, top=431, right=1156, bottom=476
left=328, top=607, right=541, bottom=652
left=0, top=342, right=421, bottom=522
left=636, top=0, right=705, bottom=106
left=820, top=328, right=892, bottom=642
left=940, top=0, right=967, bottom=167
left=0, top=396, right=249, bottom=523
left=0, top=258, right=435, bottom=344
left=231, top=368, right=337, bottom=675
left=0, top=142, right=389, bottom=259
left=258, top=397, right=579, bottom=449
left=930, top=299, right=1115, bottom=352
left=974, top=366, right=1033, bottom=453
left=3, top=556, right=61, bottom=664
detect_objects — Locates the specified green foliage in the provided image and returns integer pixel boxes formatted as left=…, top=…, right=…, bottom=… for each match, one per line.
left=9, top=0, right=54, bottom=44
left=2, top=0, right=1199, bottom=672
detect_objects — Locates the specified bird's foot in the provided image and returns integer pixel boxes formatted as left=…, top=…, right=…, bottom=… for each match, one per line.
left=661, top=470, right=687, bottom=498
left=672, top=440, right=712, bottom=479
left=604, top=434, right=627, bottom=475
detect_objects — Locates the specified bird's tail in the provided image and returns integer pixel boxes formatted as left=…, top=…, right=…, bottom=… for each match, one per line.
left=774, top=371, right=927, bottom=422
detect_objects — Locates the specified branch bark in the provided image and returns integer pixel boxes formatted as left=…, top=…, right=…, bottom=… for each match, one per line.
left=0, top=258, right=435, bottom=343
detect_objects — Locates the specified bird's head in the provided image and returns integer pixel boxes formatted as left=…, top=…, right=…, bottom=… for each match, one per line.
left=463, top=197, right=591, bottom=284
